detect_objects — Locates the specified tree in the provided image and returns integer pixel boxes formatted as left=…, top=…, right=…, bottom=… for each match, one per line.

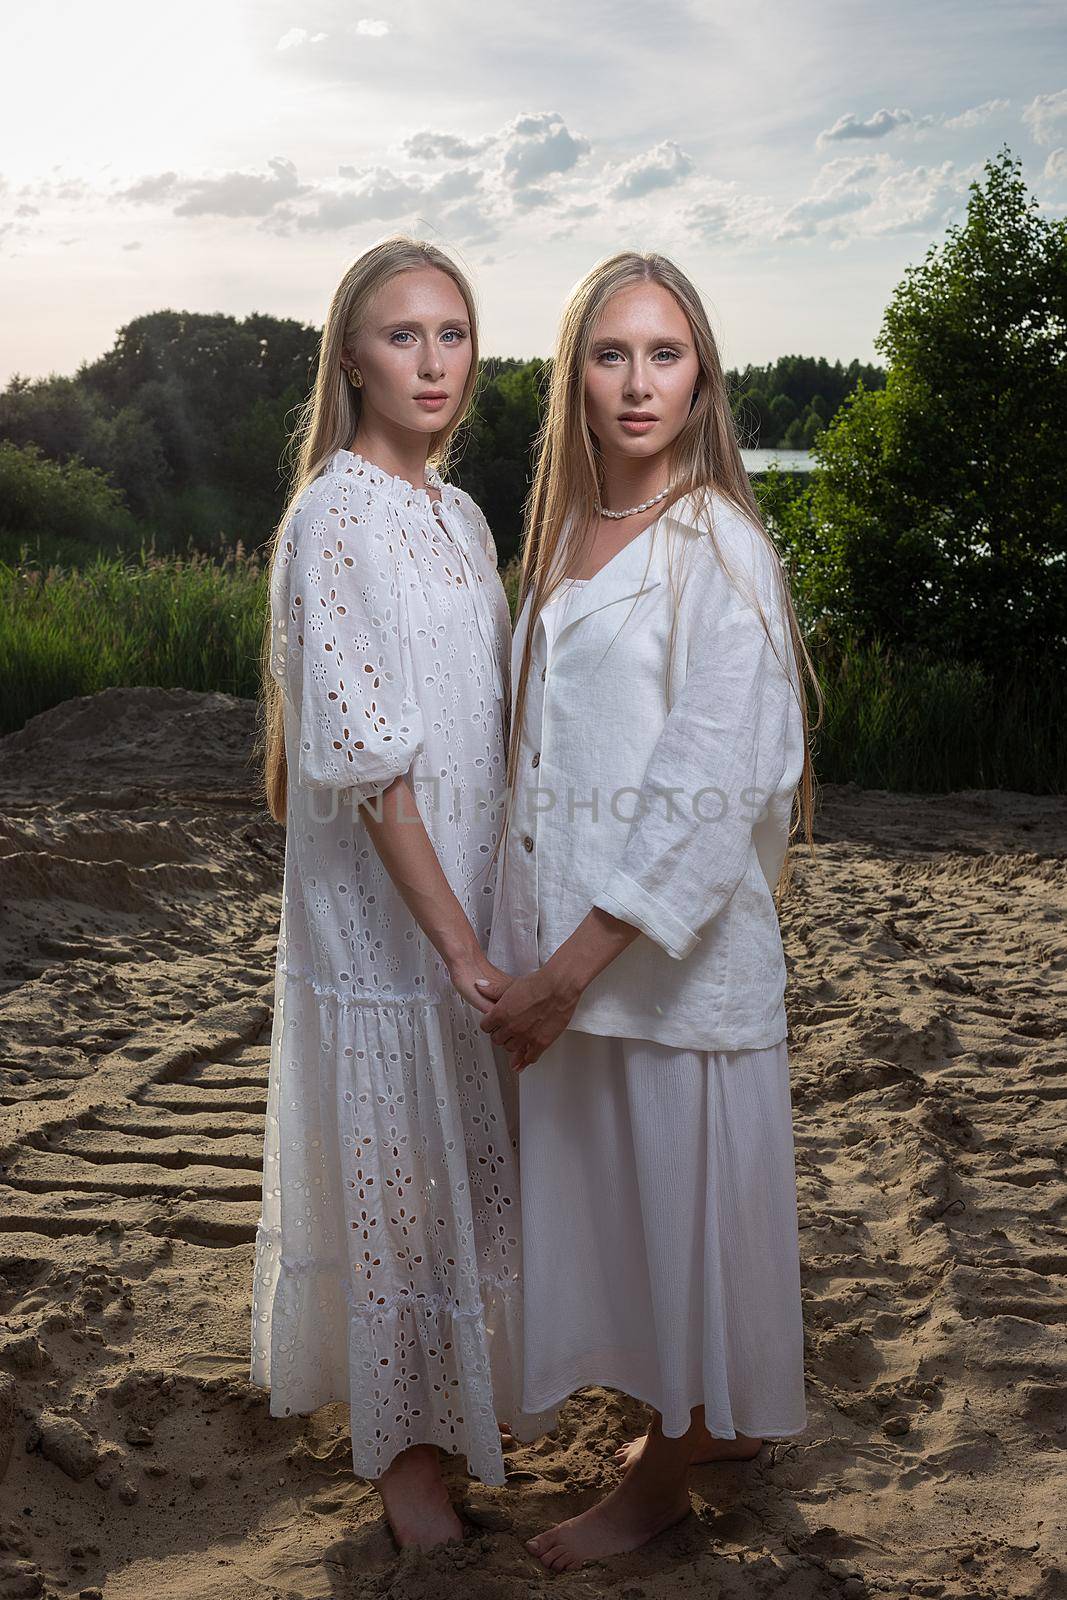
left=812, top=146, right=1067, bottom=667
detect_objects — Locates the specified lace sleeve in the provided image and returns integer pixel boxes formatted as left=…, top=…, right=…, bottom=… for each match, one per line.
left=452, top=487, right=498, bottom=567
left=287, top=472, right=425, bottom=805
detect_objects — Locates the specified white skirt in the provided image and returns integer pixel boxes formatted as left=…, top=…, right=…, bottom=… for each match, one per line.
left=519, top=1030, right=808, bottom=1440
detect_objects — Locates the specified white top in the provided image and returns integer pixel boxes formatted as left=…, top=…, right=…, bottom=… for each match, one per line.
left=267, top=446, right=513, bottom=1003
left=486, top=488, right=806, bottom=1052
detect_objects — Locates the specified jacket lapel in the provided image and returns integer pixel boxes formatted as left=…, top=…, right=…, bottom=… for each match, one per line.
left=549, top=523, right=664, bottom=644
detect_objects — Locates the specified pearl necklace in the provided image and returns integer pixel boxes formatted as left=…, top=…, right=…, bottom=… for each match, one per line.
left=596, top=483, right=673, bottom=520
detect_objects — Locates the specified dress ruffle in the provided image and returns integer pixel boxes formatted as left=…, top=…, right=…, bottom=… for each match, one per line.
left=250, top=965, right=556, bottom=1486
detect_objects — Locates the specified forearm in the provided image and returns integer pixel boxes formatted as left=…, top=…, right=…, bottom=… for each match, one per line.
left=541, top=904, right=642, bottom=1001
left=357, top=775, right=481, bottom=967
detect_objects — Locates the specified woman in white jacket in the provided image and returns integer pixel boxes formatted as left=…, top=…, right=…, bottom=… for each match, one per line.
left=475, top=251, right=823, bottom=1570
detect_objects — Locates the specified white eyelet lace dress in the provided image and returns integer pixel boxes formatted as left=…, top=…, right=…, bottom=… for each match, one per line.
left=249, top=447, right=556, bottom=1485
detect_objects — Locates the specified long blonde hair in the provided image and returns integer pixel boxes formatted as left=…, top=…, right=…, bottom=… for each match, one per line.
left=255, top=235, right=481, bottom=824
left=500, top=249, right=823, bottom=909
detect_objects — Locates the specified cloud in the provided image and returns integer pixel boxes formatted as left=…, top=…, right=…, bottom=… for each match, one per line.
left=497, top=111, right=591, bottom=190
left=608, top=139, right=694, bottom=200
left=274, top=162, right=487, bottom=238
left=682, top=154, right=969, bottom=250
left=401, top=130, right=493, bottom=161
left=122, top=171, right=180, bottom=204
left=16, top=173, right=93, bottom=203
left=289, top=168, right=428, bottom=230
left=680, top=182, right=778, bottom=244
left=776, top=186, right=873, bottom=240
left=276, top=27, right=327, bottom=50
left=1045, top=147, right=1067, bottom=181
left=818, top=108, right=916, bottom=147
left=860, top=159, right=962, bottom=237
left=355, top=18, right=390, bottom=36
left=121, top=157, right=306, bottom=218
left=1023, top=88, right=1067, bottom=147
left=943, top=98, right=1010, bottom=130
left=122, top=241, right=142, bottom=251
left=425, top=196, right=499, bottom=244
left=105, top=118, right=585, bottom=245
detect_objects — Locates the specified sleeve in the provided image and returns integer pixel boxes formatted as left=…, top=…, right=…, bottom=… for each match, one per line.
left=589, top=540, right=799, bottom=961
left=458, top=490, right=498, bottom=566
left=287, top=474, right=425, bottom=806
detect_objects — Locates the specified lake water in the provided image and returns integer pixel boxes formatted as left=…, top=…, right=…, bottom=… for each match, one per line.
left=740, top=448, right=815, bottom=473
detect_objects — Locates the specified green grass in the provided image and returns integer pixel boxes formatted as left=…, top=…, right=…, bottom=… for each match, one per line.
left=1, top=547, right=1062, bottom=793
left=0, top=542, right=268, bottom=728
left=804, top=627, right=1064, bottom=792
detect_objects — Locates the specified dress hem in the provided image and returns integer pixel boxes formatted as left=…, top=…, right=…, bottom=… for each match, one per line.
left=522, top=1372, right=806, bottom=1442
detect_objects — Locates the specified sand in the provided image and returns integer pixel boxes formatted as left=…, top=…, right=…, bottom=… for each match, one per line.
left=0, top=684, right=1064, bottom=1600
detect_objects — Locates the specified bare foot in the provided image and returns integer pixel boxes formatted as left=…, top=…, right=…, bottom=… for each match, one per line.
left=376, top=1443, right=465, bottom=1551
left=613, top=1426, right=762, bottom=1470
left=527, top=1422, right=700, bottom=1574
left=526, top=1473, right=691, bottom=1571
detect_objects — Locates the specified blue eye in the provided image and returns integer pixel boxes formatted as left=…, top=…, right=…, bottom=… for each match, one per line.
left=390, top=330, right=415, bottom=344
left=595, top=348, right=680, bottom=364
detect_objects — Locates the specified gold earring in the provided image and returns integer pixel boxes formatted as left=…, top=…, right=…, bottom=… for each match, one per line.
left=347, top=368, right=363, bottom=389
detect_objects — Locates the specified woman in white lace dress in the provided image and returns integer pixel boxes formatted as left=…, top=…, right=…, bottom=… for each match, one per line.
left=251, top=237, right=551, bottom=1549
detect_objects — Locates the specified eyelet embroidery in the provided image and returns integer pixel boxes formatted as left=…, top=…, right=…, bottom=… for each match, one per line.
left=254, top=459, right=545, bottom=1487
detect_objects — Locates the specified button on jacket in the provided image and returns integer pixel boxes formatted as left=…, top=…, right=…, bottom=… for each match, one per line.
left=486, top=488, right=806, bottom=1052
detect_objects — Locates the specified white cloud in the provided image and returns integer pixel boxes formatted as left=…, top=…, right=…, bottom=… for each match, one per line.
left=288, top=168, right=428, bottom=230
left=355, top=18, right=390, bottom=37
left=1023, top=88, right=1067, bottom=147
left=1045, top=147, right=1067, bottom=181
left=608, top=139, right=694, bottom=200
left=776, top=187, right=873, bottom=240
left=276, top=27, right=327, bottom=51
left=944, top=98, right=1010, bottom=130
left=121, top=157, right=305, bottom=218
left=818, top=108, right=916, bottom=146
left=680, top=182, right=778, bottom=244
left=400, top=130, right=494, bottom=161
left=861, top=159, right=962, bottom=237
left=497, top=112, right=591, bottom=191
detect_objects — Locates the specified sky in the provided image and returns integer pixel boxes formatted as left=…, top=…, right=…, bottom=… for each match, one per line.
left=2, top=0, right=1065, bottom=387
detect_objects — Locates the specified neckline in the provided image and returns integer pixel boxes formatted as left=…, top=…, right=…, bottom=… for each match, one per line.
left=331, top=446, right=446, bottom=505
left=559, top=508, right=666, bottom=585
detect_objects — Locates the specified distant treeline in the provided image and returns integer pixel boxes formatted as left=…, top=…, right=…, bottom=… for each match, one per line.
left=1, top=149, right=1064, bottom=692
left=0, top=316, right=883, bottom=562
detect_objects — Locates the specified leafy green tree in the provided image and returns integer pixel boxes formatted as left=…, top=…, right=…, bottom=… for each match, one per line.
left=730, top=355, right=886, bottom=444
left=0, top=439, right=138, bottom=546
left=812, top=146, right=1067, bottom=667
left=454, top=358, right=548, bottom=560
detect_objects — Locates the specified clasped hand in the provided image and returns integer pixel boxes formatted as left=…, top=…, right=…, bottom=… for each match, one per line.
left=472, top=963, right=580, bottom=1071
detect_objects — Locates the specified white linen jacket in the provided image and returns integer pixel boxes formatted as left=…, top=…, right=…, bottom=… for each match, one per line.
left=486, top=488, right=806, bottom=1052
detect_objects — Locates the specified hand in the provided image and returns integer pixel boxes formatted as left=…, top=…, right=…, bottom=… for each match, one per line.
left=475, top=964, right=581, bottom=1071
left=448, top=947, right=517, bottom=1015
left=473, top=970, right=529, bottom=1072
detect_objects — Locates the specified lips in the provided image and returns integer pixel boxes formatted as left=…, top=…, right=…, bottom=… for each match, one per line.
left=619, top=412, right=658, bottom=421
left=416, top=392, right=448, bottom=401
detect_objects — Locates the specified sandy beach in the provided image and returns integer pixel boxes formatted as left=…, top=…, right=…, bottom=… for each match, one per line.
left=1, top=684, right=1064, bottom=1600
